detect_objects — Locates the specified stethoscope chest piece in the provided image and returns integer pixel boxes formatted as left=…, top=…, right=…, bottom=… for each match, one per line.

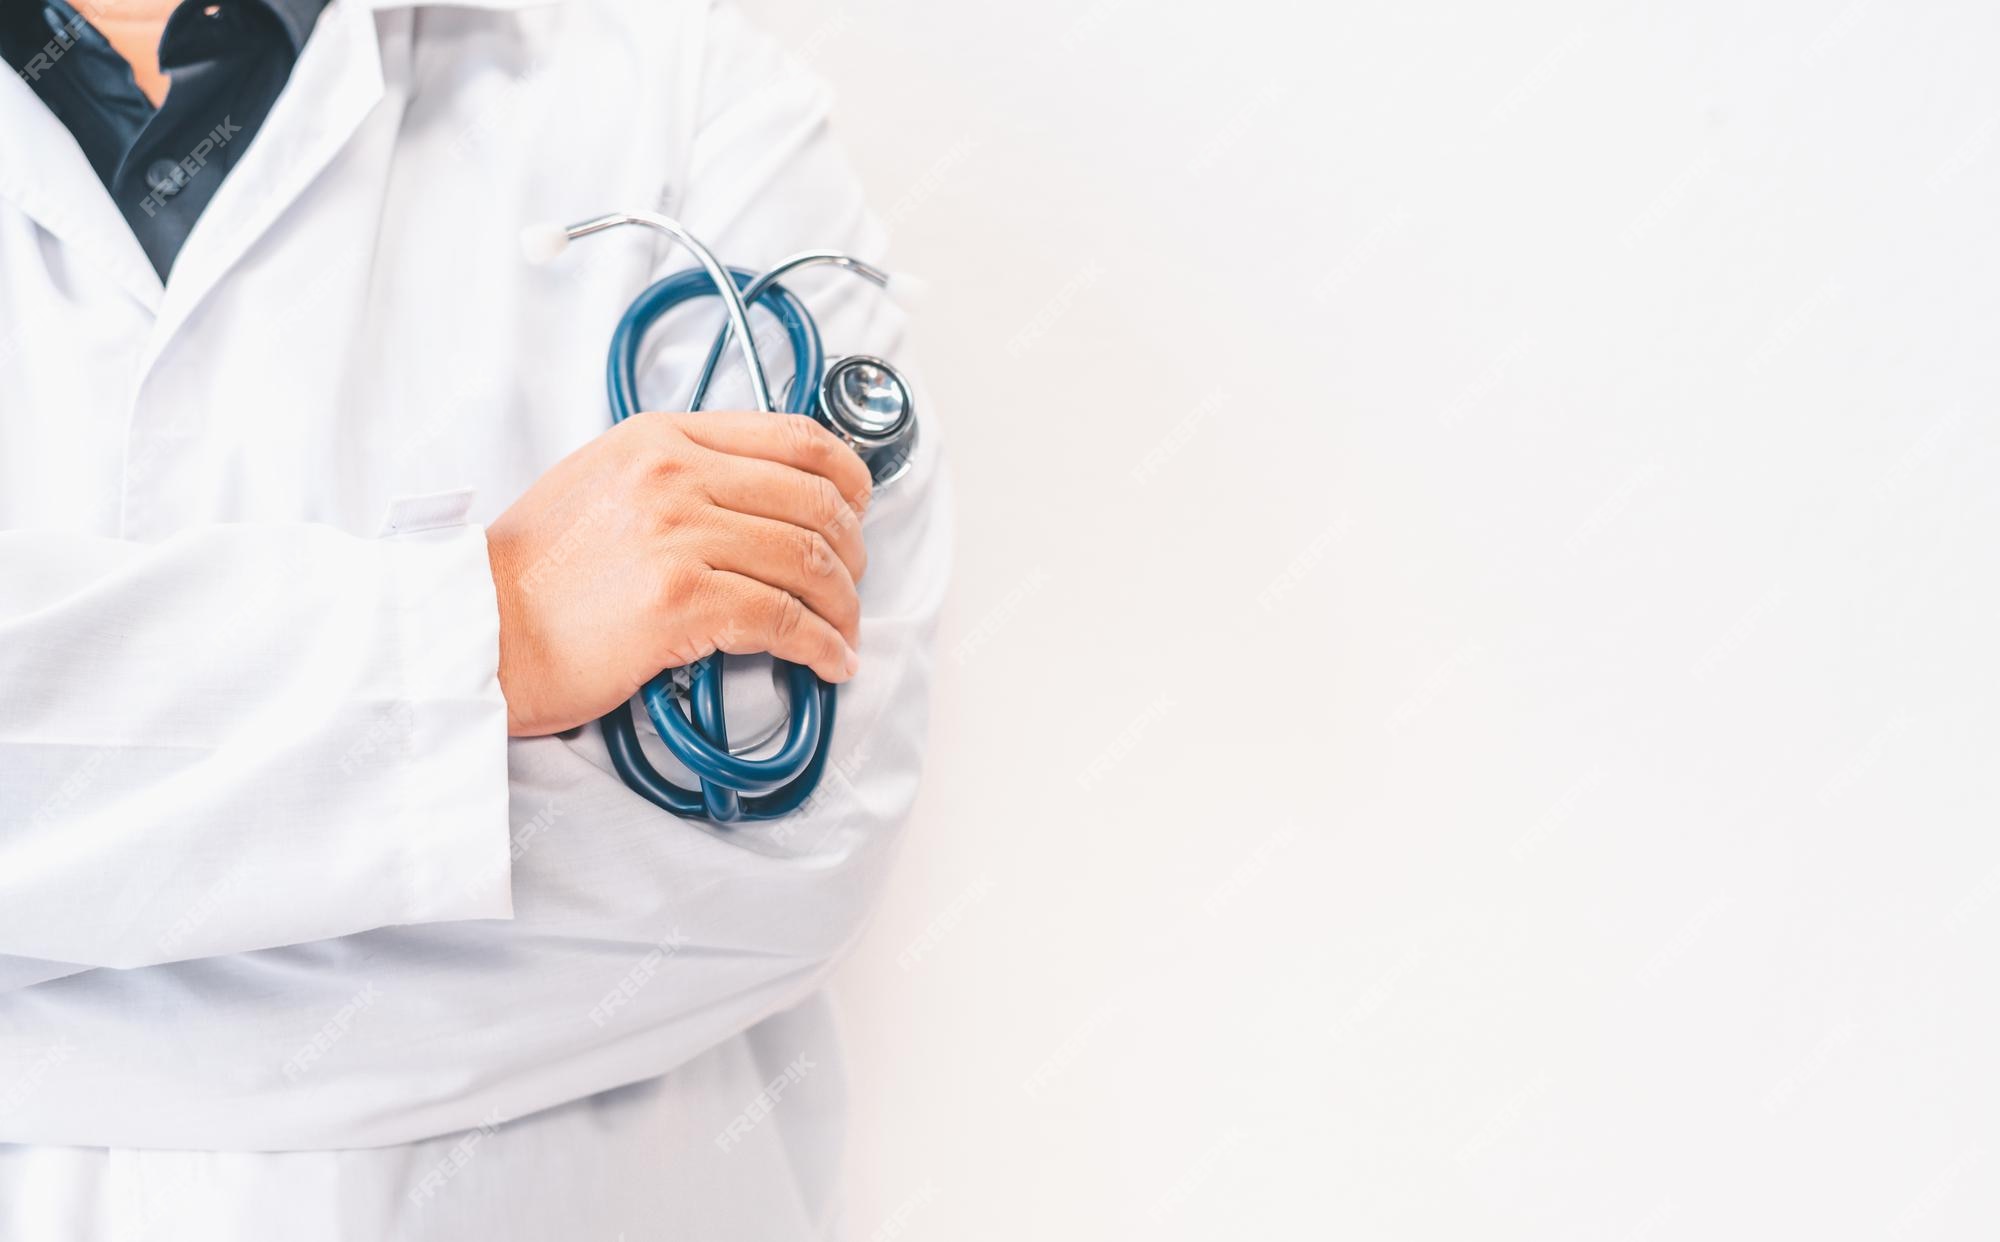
left=817, top=354, right=918, bottom=487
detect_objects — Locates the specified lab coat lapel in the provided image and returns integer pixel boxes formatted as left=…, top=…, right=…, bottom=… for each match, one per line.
left=144, top=0, right=388, bottom=367
left=0, top=72, right=160, bottom=312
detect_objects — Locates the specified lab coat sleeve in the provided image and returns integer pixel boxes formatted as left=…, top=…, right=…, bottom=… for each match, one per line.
left=0, top=0, right=948, bottom=1150
left=341, top=2, right=958, bottom=1138
left=0, top=518, right=513, bottom=970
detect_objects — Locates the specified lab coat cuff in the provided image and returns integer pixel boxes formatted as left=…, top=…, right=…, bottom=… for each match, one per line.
left=382, top=511, right=515, bottom=924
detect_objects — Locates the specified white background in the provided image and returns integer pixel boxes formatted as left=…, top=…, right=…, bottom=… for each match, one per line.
left=742, top=1, right=2000, bottom=1236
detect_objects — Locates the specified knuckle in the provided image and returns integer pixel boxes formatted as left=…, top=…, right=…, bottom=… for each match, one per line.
left=658, top=560, right=706, bottom=611
left=643, top=443, right=690, bottom=484
left=784, top=415, right=835, bottom=465
left=768, top=591, right=807, bottom=643
left=811, top=478, right=849, bottom=532
left=798, top=529, right=837, bottom=579
left=634, top=421, right=694, bottom=474
left=649, top=487, right=706, bottom=536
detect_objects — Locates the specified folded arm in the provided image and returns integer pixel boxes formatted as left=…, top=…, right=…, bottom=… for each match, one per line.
left=0, top=518, right=513, bottom=972
left=0, top=0, right=951, bottom=1150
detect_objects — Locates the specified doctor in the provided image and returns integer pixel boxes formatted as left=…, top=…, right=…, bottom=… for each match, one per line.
left=0, top=0, right=948, bottom=1236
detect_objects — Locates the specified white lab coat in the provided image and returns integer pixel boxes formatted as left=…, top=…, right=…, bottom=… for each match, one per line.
left=0, top=0, right=949, bottom=1234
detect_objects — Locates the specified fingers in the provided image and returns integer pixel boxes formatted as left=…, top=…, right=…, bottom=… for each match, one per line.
left=618, top=410, right=873, bottom=685
left=698, top=452, right=868, bottom=581
left=697, top=570, right=858, bottom=684
left=672, top=411, right=873, bottom=513
left=698, top=509, right=861, bottom=647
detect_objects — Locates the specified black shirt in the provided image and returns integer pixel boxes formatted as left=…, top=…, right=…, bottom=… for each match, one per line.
left=0, top=0, right=329, bottom=278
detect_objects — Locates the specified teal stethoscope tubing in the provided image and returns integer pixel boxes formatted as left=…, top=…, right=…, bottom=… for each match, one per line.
left=598, top=265, right=836, bottom=823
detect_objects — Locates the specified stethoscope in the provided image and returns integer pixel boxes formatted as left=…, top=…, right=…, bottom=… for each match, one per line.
left=521, top=211, right=919, bottom=825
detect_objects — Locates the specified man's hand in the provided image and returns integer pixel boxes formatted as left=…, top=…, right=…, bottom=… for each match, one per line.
left=487, top=410, right=872, bottom=737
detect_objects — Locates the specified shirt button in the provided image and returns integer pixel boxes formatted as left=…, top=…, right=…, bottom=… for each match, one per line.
left=147, top=159, right=188, bottom=198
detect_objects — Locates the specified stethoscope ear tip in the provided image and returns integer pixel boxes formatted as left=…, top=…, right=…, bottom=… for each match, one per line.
left=520, top=222, right=573, bottom=265
left=883, top=271, right=928, bottom=311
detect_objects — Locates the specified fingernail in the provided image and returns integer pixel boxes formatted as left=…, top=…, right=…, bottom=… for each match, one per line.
left=843, top=647, right=861, bottom=678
